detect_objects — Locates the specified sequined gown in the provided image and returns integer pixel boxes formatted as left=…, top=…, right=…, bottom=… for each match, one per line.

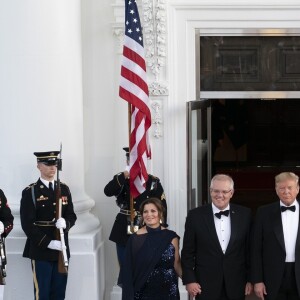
left=134, top=243, right=180, bottom=300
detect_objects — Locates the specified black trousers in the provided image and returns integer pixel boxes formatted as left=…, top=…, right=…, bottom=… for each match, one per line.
left=275, top=263, right=300, bottom=300
left=195, top=280, right=245, bottom=300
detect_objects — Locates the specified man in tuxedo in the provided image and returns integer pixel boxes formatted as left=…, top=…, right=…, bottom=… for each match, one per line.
left=181, top=174, right=252, bottom=300
left=252, top=172, right=300, bottom=300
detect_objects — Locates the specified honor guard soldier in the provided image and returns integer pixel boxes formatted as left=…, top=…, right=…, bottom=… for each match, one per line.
left=0, top=189, right=14, bottom=239
left=0, top=189, right=14, bottom=285
left=104, top=147, right=167, bottom=266
left=20, top=151, right=77, bottom=300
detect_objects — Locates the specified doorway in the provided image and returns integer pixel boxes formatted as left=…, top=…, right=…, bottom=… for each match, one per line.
left=187, top=29, right=300, bottom=213
left=187, top=98, right=300, bottom=213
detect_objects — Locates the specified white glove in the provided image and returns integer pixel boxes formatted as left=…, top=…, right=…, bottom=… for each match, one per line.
left=0, top=222, right=4, bottom=234
left=48, top=240, right=63, bottom=251
left=56, top=218, right=66, bottom=229
left=125, top=165, right=130, bottom=173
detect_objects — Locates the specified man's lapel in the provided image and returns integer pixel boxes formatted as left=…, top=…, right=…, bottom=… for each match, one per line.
left=295, top=200, right=300, bottom=256
left=272, top=204, right=285, bottom=251
left=226, top=206, right=238, bottom=253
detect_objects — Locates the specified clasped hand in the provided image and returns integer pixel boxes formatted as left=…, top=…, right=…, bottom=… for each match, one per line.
left=186, top=282, right=201, bottom=297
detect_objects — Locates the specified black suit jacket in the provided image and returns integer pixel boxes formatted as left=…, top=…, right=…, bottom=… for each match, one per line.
left=181, top=203, right=252, bottom=300
left=251, top=201, right=300, bottom=299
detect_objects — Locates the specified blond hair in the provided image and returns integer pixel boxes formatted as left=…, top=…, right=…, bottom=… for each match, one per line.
left=275, top=172, right=299, bottom=186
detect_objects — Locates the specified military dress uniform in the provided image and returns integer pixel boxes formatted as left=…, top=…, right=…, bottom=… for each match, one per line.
left=20, top=151, right=77, bottom=300
left=20, top=178, right=76, bottom=261
left=104, top=172, right=167, bottom=265
left=0, top=189, right=14, bottom=237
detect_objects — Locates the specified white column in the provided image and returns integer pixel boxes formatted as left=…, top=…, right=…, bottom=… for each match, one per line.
left=0, top=1, right=103, bottom=299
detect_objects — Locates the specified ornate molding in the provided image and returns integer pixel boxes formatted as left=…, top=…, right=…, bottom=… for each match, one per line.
left=151, top=101, right=163, bottom=138
left=112, top=27, right=125, bottom=54
left=112, top=0, right=169, bottom=96
left=149, top=81, right=169, bottom=96
left=142, top=0, right=167, bottom=80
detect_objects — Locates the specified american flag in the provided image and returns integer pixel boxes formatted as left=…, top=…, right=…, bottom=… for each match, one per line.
left=119, top=0, right=151, bottom=198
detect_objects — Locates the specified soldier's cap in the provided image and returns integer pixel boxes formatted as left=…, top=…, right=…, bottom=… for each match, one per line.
left=34, top=151, right=60, bottom=166
left=123, top=147, right=129, bottom=158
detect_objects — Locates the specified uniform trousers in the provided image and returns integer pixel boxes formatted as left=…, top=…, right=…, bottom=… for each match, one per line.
left=116, top=244, right=126, bottom=266
left=31, top=260, right=68, bottom=300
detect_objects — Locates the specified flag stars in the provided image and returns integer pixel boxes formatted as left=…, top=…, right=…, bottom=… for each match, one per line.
left=133, top=18, right=138, bottom=23
left=136, top=27, right=140, bottom=32
left=128, top=29, right=133, bottom=34
left=130, top=9, right=135, bottom=15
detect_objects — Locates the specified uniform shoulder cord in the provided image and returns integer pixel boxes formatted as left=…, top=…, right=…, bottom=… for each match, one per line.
left=31, top=186, right=36, bottom=208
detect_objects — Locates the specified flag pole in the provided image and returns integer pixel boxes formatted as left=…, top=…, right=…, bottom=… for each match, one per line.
left=128, top=103, right=135, bottom=233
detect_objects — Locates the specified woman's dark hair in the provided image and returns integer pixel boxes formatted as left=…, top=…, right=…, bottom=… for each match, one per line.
left=139, top=197, right=165, bottom=226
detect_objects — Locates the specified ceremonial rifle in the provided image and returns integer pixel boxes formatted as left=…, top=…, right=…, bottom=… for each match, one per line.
left=0, top=235, right=6, bottom=285
left=55, top=144, right=68, bottom=274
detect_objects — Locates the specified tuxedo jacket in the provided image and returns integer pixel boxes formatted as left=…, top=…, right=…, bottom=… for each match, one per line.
left=181, top=203, right=252, bottom=300
left=251, top=200, right=300, bottom=299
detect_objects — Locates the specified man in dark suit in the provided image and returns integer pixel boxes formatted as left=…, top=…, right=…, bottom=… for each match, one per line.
left=20, top=151, right=77, bottom=300
left=104, top=147, right=167, bottom=266
left=252, top=172, right=300, bottom=300
left=181, top=174, right=252, bottom=300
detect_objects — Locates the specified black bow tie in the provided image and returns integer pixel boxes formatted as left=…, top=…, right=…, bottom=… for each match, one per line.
left=281, top=205, right=296, bottom=212
left=215, top=210, right=230, bottom=219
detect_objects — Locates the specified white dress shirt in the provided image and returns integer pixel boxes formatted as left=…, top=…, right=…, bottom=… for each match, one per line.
left=40, top=177, right=55, bottom=189
left=280, top=199, right=299, bottom=262
left=212, top=203, right=231, bottom=253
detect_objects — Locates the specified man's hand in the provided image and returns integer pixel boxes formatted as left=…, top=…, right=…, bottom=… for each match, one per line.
left=56, top=218, right=66, bottom=229
left=186, top=282, right=201, bottom=297
left=48, top=240, right=63, bottom=251
left=245, top=282, right=253, bottom=295
left=254, top=282, right=267, bottom=300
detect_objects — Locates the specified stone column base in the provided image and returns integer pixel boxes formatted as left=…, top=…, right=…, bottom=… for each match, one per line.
left=4, top=227, right=104, bottom=300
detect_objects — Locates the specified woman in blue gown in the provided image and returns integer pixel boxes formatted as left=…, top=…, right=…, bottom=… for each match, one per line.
left=118, top=198, right=182, bottom=300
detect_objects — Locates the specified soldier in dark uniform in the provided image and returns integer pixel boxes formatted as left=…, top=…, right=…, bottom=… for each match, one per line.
left=0, top=189, right=14, bottom=285
left=0, top=189, right=14, bottom=239
left=20, top=151, right=77, bottom=300
left=104, top=147, right=167, bottom=266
